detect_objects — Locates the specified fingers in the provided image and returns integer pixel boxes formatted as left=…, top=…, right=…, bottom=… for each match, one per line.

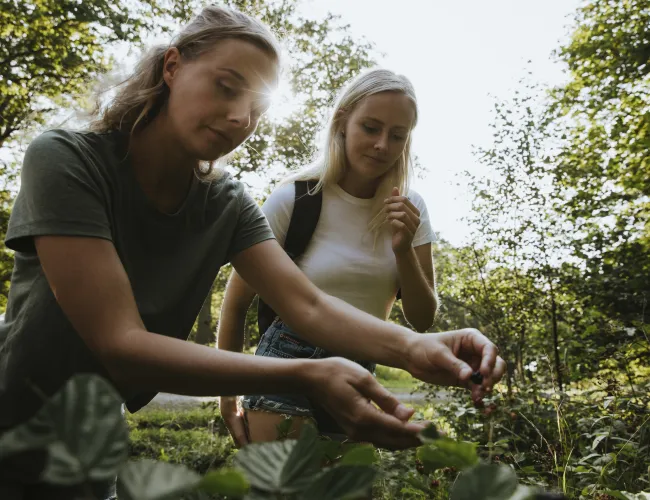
left=479, top=341, right=498, bottom=377
left=356, top=375, right=414, bottom=421
left=486, top=356, right=507, bottom=390
left=431, top=345, right=474, bottom=385
left=455, top=329, right=505, bottom=395
left=355, top=413, right=424, bottom=450
left=229, top=413, right=249, bottom=448
left=384, top=202, right=420, bottom=227
left=387, top=213, right=418, bottom=235
left=384, top=191, right=421, bottom=218
left=220, top=397, right=249, bottom=448
left=452, top=328, right=499, bottom=380
left=342, top=372, right=423, bottom=449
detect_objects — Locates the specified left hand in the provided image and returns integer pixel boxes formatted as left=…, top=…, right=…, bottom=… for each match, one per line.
left=385, top=187, right=421, bottom=255
left=404, top=329, right=507, bottom=405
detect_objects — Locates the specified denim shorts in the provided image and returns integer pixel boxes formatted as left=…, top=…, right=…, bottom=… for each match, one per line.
left=242, top=319, right=375, bottom=426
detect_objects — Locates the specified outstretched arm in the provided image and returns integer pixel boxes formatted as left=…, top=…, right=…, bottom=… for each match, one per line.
left=34, top=235, right=423, bottom=449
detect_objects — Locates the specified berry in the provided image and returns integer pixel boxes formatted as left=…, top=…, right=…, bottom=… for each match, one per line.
left=470, top=371, right=484, bottom=385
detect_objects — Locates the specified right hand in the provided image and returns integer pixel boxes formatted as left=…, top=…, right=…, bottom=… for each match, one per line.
left=304, top=357, right=424, bottom=449
left=220, top=396, right=249, bottom=448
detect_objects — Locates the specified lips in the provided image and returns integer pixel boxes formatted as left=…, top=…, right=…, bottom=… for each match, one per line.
left=364, top=154, right=387, bottom=164
left=208, top=127, right=232, bottom=147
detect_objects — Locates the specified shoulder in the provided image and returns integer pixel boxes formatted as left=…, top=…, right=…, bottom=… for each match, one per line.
left=204, top=170, right=249, bottom=211
left=27, top=128, right=117, bottom=155
left=23, top=129, right=122, bottom=173
left=262, top=181, right=296, bottom=215
left=406, top=188, right=428, bottom=212
left=267, top=182, right=296, bottom=204
left=21, top=129, right=122, bottom=186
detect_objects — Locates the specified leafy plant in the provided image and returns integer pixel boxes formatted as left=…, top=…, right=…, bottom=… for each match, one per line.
left=0, top=374, right=586, bottom=499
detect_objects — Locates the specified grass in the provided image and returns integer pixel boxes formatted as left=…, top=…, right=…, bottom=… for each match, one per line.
left=375, top=364, right=419, bottom=390
left=126, top=405, right=235, bottom=474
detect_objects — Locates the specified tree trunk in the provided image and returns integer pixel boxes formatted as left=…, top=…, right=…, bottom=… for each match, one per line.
left=517, top=324, right=526, bottom=386
left=195, top=287, right=215, bottom=345
left=550, top=293, right=563, bottom=391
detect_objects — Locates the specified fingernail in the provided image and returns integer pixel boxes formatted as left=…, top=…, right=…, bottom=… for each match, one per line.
left=395, top=404, right=412, bottom=420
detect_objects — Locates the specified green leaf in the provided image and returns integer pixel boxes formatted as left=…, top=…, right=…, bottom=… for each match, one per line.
left=416, top=438, right=478, bottom=472
left=450, top=464, right=518, bottom=500
left=602, top=492, right=633, bottom=500
left=199, top=468, right=249, bottom=497
left=418, top=423, right=441, bottom=443
left=299, top=465, right=377, bottom=500
left=117, top=459, right=201, bottom=500
left=234, top=424, right=321, bottom=494
left=316, top=439, right=343, bottom=463
left=276, top=417, right=294, bottom=439
left=0, top=374, right=128, bottom=485
left=340, top=444, right=378, bottom=466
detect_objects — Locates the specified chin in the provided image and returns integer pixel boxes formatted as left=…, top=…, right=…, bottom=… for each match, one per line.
left=193, top=143, right=228, bottom=162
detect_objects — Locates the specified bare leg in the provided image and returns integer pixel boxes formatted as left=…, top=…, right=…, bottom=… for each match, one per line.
left=244, top=410, right=314, bottom=442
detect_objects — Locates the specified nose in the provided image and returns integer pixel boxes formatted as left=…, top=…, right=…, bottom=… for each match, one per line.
left=227, top=101, right=252, bottom=129
left=374, top=132, right=389, bottom=152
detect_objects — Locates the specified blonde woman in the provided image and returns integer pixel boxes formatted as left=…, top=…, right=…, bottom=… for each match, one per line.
left=218, top=69, right=504, bottom=445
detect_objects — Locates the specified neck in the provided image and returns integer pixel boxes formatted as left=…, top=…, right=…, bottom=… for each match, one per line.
left=338, top=171, right=380, bottom=199
left=129, top=115, right=196, bottom=214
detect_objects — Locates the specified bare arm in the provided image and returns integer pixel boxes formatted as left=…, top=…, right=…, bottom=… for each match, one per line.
left=396, top=243, right=438, bottom=332
left=35, top=235, right=313, bottom=398
left=231, top=238, right=506, bottom=403
left=231, top=239, right=414, bottom=370
left=217, top=270, right=257, bottom=353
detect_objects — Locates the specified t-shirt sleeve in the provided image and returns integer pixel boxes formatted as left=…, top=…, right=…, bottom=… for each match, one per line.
left=409, top=189, right=436, bottom=248
left=226, top=188, right=275, bottom=261
left=260, top=182, right=295, bottom=247
left=5, top=130, right=113, bottom=253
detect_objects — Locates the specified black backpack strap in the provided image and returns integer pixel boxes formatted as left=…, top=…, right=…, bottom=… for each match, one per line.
left=283, top=180, right=322, bottom=259
left=257, top=181, right=323, bottom=336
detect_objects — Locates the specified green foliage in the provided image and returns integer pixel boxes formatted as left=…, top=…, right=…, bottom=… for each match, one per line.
left=550, top=0, right=650, bottom=324
left=117, top=459, right=202, bottom=500
left=339, top=444, right=378, bottom=466
left=418, top=378, right=650, bottom=498
left=129, top=427, right=234, bottom=474
left=1, top=374, right=579, bottom=499
left=0, top=374, right=128, bottom=484
left=450, top=464, right=523, bottom=500
left=200, top=469, right=251, bottom=497
left=374, top=364, right=419, bottom=390
left=0, top=0, right=189, bottom=147
left=417, top=438, right=479, bottom=473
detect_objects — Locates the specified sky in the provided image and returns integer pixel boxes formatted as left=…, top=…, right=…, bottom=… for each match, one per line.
left=290, top=0, right=583, bottom=245
left=1, top=0, right=583, bottom=246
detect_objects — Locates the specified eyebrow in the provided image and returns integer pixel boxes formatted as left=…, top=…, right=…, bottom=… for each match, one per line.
left=219, top=68, right=248, bottom=86
left=363, top=117, right=409, bottom=131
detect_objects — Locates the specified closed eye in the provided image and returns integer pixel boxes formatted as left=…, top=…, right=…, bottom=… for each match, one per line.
left=362, top=124, right=380, bottom=134
left=217, top=80, right=238, bottom=98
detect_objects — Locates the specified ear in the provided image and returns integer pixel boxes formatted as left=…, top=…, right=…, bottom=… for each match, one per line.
left=335, top=109, right=348, bottom=137
left=162, top=47, right=182, bottom=89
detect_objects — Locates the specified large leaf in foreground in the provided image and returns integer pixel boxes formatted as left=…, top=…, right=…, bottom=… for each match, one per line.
left=0, top=374, right=128, bottom=485
left=117, top=459, right=201, bottom=500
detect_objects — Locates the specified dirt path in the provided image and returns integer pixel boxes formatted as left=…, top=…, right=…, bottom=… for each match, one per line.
left=143, top=389, right=448, bottom=411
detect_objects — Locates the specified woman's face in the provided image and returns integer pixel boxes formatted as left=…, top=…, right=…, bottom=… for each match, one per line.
left=342, top=91, right=415, bottom=183
left=163, top=39, right=278, bottom=161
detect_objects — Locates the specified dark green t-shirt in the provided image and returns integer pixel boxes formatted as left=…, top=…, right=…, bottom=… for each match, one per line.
left=0, top=129, right=274, bottom=430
